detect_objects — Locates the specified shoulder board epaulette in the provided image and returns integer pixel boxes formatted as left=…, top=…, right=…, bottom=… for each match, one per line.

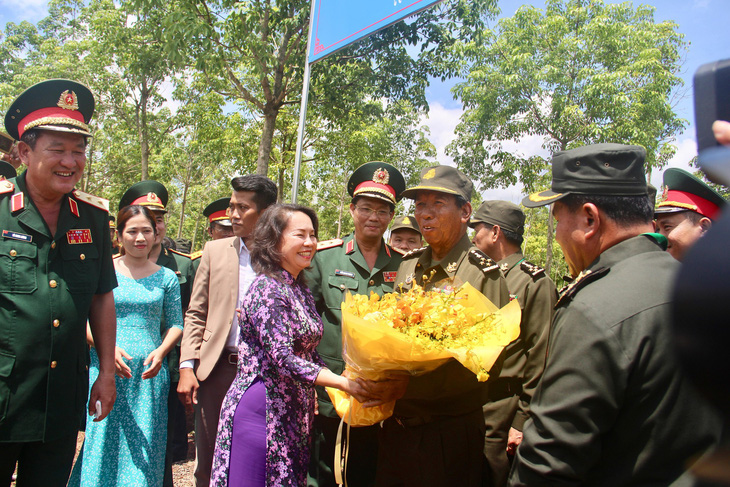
left=468, top=248, right=500, bottom=275
left=555, top=267, right=610, bottom=308
left=169, top=248, right=192, bottom=259
left=520, top=260, right=545, bottom=278
left=72, top=189, right=109, bottom=212
left=402, top=246, right=427, bottom=260
left=190, top=250, right=203, bottom=260
left=316, top=238, right=343, bottom=251
left=390, top=246, right=407, bottom=256
left=0, top=180, right=14, bottom=195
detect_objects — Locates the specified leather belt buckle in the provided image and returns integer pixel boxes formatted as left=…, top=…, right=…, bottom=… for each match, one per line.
left=227, top=353, right=238, bottom=365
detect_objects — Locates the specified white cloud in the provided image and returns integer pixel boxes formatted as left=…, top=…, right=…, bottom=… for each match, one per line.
left=648, top=137, right=697, bottom=189
left=421, top=101, right=462, bottom=167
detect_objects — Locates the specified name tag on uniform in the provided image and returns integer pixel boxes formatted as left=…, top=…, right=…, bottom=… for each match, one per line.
left=335, top=269, right=355, bottom=279
left=67, top=229, right=93, bottom=244
left=2, top=230, right=32, bottom=242
left=383, top=271, right=396, bottom=282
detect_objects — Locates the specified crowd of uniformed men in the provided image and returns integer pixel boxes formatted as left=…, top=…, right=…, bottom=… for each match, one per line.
left=0, top=78, right=727, bottom=487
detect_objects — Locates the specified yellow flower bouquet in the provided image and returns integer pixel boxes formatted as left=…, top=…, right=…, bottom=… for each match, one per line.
left=326, top=280, right=521, bottom=426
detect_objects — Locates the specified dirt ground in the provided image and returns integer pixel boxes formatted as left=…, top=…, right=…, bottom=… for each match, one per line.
left=10, top=413, right=197, bottom=487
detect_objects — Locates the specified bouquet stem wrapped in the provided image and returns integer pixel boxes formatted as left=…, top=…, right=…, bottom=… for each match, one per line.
left=327, top=281, right=521, bottom=426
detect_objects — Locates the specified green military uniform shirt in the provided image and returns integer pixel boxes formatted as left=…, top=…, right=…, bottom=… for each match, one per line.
left=491, top=251, right=557, bottom=430
left=511, top=236, right=723, bottom=485
left=305, top=232, right=402, bottom=418
left=0, top=172, right=116, bottom=442
left=393, top=234, right=510, bottom=419
left=156, top=246, right=195, bottom=383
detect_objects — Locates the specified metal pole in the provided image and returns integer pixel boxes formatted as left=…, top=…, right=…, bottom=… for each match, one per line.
left=292, top=0, right=318, bottom=204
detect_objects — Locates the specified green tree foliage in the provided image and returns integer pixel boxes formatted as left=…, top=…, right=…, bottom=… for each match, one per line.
left=448, top=0, right=687, bottom=272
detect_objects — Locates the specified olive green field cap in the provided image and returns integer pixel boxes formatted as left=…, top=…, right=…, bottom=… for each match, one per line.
left=390, top=215, right=421, bottom=235
left=523, top=143, right=648, bottom=208
left=119, top=180, right=169, bottom=213
left=401, top=165, right=473, bottom=201
left=469, top=200, right=525, bottom=236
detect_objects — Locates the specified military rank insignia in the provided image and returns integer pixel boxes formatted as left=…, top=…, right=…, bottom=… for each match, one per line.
left=67, top=229, right=92, bottom=244
left=446, top=262, right=458, bottom=273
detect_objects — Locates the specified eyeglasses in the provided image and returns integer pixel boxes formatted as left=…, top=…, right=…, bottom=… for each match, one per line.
left=354, top=206, right=391, bottom=219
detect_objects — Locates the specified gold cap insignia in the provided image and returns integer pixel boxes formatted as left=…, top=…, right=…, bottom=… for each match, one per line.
left=148, top=192, right=159, bottom=202
left=57, top=90, right=79, bottom=110
left=373, top=168, right=390, bottom=185
left=402, top=217, right=411, bottom=224
left=423, top=169, right=436, bottom=180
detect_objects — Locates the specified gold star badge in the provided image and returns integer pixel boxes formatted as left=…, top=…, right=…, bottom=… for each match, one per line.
left=57, top=90, right=79, bottom=110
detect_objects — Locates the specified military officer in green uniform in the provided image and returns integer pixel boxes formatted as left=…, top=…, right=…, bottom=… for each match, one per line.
left=509, top=143, right=723, bottom=485
left=654, top=168, right=726, bottom=262
left=373, top=165, right=510, bottom=487
left=470, top=200, right=557, bottom=487
left=306, top=161, right=405, bottom=487
left=191, top=197, right=234, bottom=273
left=0, top=79, right=117, bottom=486
left=388, top=214, right=423, bottom=254
left=119, top=181, right=195, bottom=476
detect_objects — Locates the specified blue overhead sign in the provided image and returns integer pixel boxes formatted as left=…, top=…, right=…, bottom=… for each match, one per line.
left=308, top=0, right=444, bottom=64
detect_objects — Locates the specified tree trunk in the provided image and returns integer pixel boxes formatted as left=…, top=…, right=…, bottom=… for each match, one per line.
left=256, top=104, right=278, bottom=177
left=139, top=84, right=150, bottom=181
left=277, top=166, right=285, bottom=203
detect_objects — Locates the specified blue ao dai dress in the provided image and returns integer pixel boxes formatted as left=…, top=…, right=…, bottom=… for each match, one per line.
left=69, top=266, right=183, bottom=486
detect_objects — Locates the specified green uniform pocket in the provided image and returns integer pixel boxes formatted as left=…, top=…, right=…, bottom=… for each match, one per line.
left=0, top=350, right=15, bottom=423
left=61, top=244, right=99, bottom=293
left=0, top=241, right=38, bottom=294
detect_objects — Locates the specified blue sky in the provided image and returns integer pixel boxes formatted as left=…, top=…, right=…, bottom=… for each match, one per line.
left=1, top=0, right=726, bottom=199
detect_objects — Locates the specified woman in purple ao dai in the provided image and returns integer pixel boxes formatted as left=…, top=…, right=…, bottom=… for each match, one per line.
left=210, top=204, right=372, bottom=487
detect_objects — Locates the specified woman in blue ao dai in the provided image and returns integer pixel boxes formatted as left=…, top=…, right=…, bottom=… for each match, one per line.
left=210, top=204, right=375, bottom=486
left=69, top=205, right=183, bottom=486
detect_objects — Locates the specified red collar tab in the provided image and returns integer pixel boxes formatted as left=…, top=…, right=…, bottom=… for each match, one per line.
left=346, top=239, right=355, bottom=254
left=11, top=193, right=24, bottom=212
left=69, top=197, right=80, bottom=217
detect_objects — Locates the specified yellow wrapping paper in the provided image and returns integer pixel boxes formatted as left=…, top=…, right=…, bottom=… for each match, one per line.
left=326, top=282, right=521, bottom=426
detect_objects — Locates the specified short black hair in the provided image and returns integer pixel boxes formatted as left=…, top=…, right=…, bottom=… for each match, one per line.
left=20, top=128, right=89, bottom=150
left=561, top=193, right=653, bottom=226
left=230, top=175, right=277, bottom=211
left=500, top=227, right=523, bottom=247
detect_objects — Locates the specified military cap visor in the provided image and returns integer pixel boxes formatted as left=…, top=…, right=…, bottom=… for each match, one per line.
left=0, top=161, right=17, bottom=180
left=204, top=197, right=232, bottom=226
left=655, top=168, right=726, bottom=219
left=523, top=143, right=648, bottom=208
left=4, top=79, right=95, bottom=140
left=119, top=180, right=169, bottom=212
left=347, top=161, right=406, bottom=205
left=401, top=165, right=474, bottom=201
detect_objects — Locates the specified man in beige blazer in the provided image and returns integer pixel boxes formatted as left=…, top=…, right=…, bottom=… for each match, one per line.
left=178, top=175, right=277, bottom=487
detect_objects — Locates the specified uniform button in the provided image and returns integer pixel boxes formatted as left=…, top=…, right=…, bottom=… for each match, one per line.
left=49, top=280, right=58, bottom=288
left=9, top=249, right=16, bottom=257
left=53, top=319, right=60, bottom=328
left=369, top=280, right=375, bottom=286
left=80, top=254, right=86, bottom=261
left=51, top=361, right=58, bottom=369
left=340, top=284, right=346, bottom=290
left=51, top=241, right=57, bottom=249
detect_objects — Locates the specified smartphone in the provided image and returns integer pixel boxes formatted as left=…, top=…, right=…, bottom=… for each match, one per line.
left=694, top=59, right=730, bottom=153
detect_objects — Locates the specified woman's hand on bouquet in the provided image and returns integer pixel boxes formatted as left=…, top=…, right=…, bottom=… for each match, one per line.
left=356, top=372, right=410, bottom=407
left=142, top=348, right=165, bottom=379
left=115, top=346, right=133, bottom=378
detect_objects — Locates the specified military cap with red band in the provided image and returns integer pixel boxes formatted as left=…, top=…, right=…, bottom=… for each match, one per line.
left=119, top=180, right=169, bottom=213
left=203, top=197, right=232, bottom=226
left=347, top=161, right=406, bottom=206
left=655, top=168, right=726, bottom=220
left=4, top=79, right=95, bottom=140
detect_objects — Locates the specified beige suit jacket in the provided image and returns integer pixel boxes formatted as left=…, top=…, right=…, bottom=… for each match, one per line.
left=180, top=236, right=240, bottom=382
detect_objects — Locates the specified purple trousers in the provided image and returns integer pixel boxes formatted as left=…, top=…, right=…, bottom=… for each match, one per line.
left=228, top=378, right=266, bottom=486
